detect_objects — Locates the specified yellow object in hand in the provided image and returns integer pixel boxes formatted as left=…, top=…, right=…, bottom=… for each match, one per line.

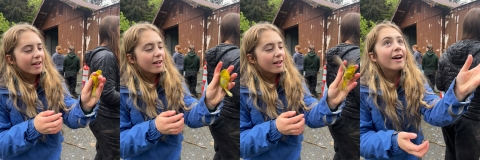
left=91, top=70, right=102, bottom=97
left=219, top=69, right=232, bottom=97
left=333, top=56, right=355, bottom=91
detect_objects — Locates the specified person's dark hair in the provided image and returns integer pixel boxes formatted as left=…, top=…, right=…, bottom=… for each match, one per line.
left=220, top=13, right=240, bottom=46
left=340, top=12, right=360, bottom=46
left=462, top=8, right=480, bottom=41
left=308, top=44, right=315, bottom=52
left=99, top=16, right=120, bottom=63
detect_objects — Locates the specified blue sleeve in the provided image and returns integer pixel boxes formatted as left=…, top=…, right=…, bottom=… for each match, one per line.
left=239, top=93, right=283, bottom=159
left=119, top=94, right=162, bottom=159
left=421, top=79, right=473, bottom=126
left=183, top=84, right=222, bottom=128
left=0, top=96, right=41, bottom=158
left=62, top=82, right=97, bottom=129
left=359, top=94, right=404, bottom=159
left=304, top=88, right=344, bottom=128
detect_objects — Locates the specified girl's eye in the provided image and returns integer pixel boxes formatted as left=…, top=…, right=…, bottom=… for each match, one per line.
left=278, top=46, right=284, bottom=50
left=398, top=40, right=404, bottom=45
left=384, top=41, right=391, bottom=46
left=38, top=47, right=43, bottom=51
left=266, top=48, right=273, bottom=52
left=146, top=48, right=153, bottom=52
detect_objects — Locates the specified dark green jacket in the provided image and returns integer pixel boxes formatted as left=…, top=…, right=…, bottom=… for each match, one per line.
left=184, top=52, right=200, bottom=72
left=422, top=51, right=438, bottom=71
left=63, top=52, right=80, bottom=73
left=304, top=51, right=320, bottom=72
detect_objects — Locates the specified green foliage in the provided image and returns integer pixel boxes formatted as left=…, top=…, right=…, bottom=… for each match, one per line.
left=240, top=12, right=255, bottom=37
left=360, top=15, right=375, bottom=55
left=121, top=0, right=153, bottom=22
left=0, top=13, right=12, bottom=35
left=241, top=0, right=275, bottom=22
left=0, top=0, right=34, bottom=23
left=120, top=12, right=131, bottom=34
left=360, top=0, right=397, bottom=23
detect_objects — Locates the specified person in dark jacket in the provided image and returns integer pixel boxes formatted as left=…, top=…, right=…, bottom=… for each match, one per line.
left=304, top=45, right=320, bottom=98
left=0, top=23, right=106, bottom=160
left=173, top=45, right=184, bottom=74
left=436, top=8, right=480, bottom=160
left=64, top=45, right=80, bottom=98
left=293, top=45, right=304, bottom=74
left=422, top=44, right=438, bottom=89
left=325, top=12, right=360, bottom=160
left=84, top=16, right=121, bottom=160
left=52, top=46, right=65, bottom=76
left=184, top=45, right=200, bottom=98
left=205, top=13, right=240, bottom=160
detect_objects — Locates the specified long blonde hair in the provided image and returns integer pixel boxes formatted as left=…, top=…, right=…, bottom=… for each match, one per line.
left=0, top=23, right=67, bottom=119
left=120, top=23, right=188, bottom=119
left=240, top=23, right=308, bottom=119
left=360, top=21, right=431, bottom=131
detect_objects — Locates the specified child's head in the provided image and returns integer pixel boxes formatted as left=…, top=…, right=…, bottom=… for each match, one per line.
left=308, top=44, right=314, bottom=52
left=294, top=45, right=301, bottom=53
left=240, top=23, right=307, bottom=119
left=220, top=13, right=240, bottom=46
left=188, top=45, right=195, bottom=52
left=120, top=23, right=187, bottom=118
left=462, top=8, right=480, bottom=41
left=361, top=21, right=429, bottom=132
left=175, top=45, right=181, bottom=52
left=68, top=46, right=74, bottom=53
left=412, top=44, right=418, bottom=52
left=340, top=12, right=360, bottom=46
left=99, top=16, right=120, bottom=61
left=0, top=23, right=67, bottom=118
left=56, top=46, right=63, bottom=54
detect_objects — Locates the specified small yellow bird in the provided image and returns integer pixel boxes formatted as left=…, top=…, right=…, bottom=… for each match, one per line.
left=91, top=70, right=102, bottom=97
left=219, top=69, right=232, bottom=97
left=332, top=56, right=356, bottom=91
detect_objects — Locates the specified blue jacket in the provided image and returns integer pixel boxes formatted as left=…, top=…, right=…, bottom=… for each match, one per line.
left=240, top=85, right=344, bottom=160
left=0, top=85, right=96, bottom=159
left=120, top=84, right=222, bottom=160
left=360, top=80, right=473, bottom=159
left=172, top=52, right=184, bottom=71
left=292, top=52, right=304, bottom=71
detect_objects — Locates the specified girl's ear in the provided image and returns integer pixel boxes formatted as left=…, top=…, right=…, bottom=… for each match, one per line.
left=368, top=52, right=377, bottom=62
left=246, top=53, right=255, bottom=64
left=5, top=55, right=14, bottom=65
left=126, top=53, right=135, bottom=64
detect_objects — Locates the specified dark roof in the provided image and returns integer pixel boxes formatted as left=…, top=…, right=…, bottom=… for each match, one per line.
left=153, top=0, right=221, bottom=25
left=392, top=0, right=459, bottom=23
left=273, top=0, right=341, bottom=25
left=32, top=0, right=101, bottom=26
left=333, top=1, right=359, bottom=12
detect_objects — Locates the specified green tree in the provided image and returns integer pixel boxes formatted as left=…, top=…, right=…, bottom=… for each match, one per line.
left=28, top=0, right=42, bottom=23
left=121, top=0, right=152, bottom=22
left=0, top=13, right=12, bottom=35
left=240, top=12, right=255, bottom=36
left=0, top=0, right=32, bottom=23
left=120, top=12, right=132, bottom=34
left=360, top=15, right=375, bottom=55
left=241, top=0, right=275, bottom=22
left=360, top=0, right=397, bottom=23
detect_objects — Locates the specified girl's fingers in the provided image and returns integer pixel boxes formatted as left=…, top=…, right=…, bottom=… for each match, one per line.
left=230, top=73, right=238, bottom=82
left=210, top=62, right=224, bottom=86
left=332, top=61, right=346, bottom=88
left=226, top=65, right=234, bottom=73
left=227, top=82, right=235, bottom=90
left=460, top=55, right=473, bottom=72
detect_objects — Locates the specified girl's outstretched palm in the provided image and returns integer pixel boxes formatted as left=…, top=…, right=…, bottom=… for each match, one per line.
left=454, top=54, right=480, bottom=101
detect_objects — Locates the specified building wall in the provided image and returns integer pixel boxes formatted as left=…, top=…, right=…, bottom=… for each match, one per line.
left=445, top=1, right=480, bottom=49
left=206, top=3, right=240, bottom=50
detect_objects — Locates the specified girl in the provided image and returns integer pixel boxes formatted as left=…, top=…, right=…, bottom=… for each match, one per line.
left=173, top=45, right=184, bottom=74
left=360, top=21, right=480, bottom=159
left=293, top=45, right=304, bottom=74
left=240, top=23, right=359, bottom=159
left=52, top=46, right=65, bottom=76
left=325, top=12, right=361, bottom=160
left=435, top=8, right=480, bottom=160
left=84, top=16, right=121, bottom=160
left=119, top=23, right=237, bottom=160
left=0, top=24, right=106, bottom=159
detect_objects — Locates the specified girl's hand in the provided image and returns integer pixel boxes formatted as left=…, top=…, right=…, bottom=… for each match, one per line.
left=205, top=61, right=237, bottom=110
left=327, top=60, right=360, bottom=109
left=33, top=110, right=63, bottom=134
left=454, top=54, right=480, bottom=101
left=155, top=111, right=184, bottom=135
left=275, top=111, right=305, bottom=135
left=397, top=132, right=429, bottom=158
left=80, top=72, right=106, bottom=112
